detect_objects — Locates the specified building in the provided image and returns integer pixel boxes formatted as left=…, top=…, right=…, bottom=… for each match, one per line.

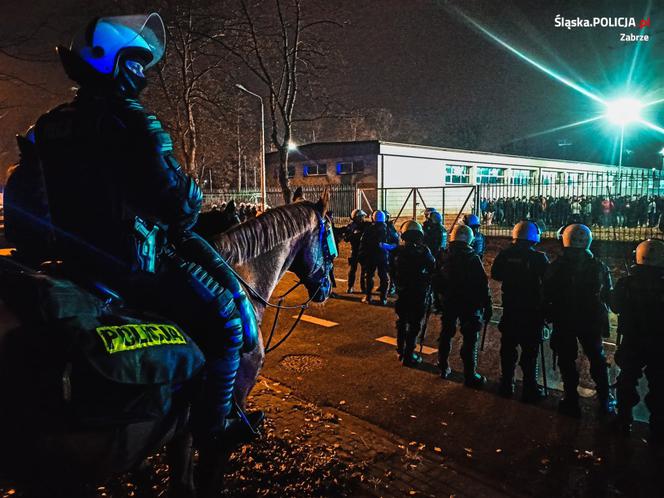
left=266, top=140, right=662, bottom=218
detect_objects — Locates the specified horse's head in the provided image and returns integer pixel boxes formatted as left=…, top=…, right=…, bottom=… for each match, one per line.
left=288, top=189, right=337, bottom=303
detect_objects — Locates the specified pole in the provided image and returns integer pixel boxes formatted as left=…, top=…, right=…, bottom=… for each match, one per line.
left=480, top=320, right=488, bottom=351
left=236, top=84, right=266, bottom=211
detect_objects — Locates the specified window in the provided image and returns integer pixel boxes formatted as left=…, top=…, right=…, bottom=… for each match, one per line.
left=511, top=169, right=534, bottom=185
left=336, top=160, right=365, bottom=174
left=304, top=163, right=327, bottom=176
left=287, top=164, right=296, bottom=178
left=476, top=167, right=505, bottom=184
left=445, top=165, right=470, bottom=184
left=566, top=172, right=582, bottom=185
left=541, top=171, right=560, bottom=185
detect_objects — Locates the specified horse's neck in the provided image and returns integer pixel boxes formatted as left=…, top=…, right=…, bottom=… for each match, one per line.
left=228, top=241, right=298, bottom=321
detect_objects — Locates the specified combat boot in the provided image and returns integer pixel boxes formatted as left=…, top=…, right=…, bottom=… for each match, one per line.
left=521, top=363, right=546, bottom=403
left=462, top=340, right=486, bottom=389
left=402, top=352, right=423, bottom=367
left=346, top=287, right=354, bottom=294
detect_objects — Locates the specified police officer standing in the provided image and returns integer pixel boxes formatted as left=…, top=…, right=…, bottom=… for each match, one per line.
left=542, top=224, right=615, bottom=417
left=343, top=208, right=368, bottom=294
left=393, top=220, right=436, bottom=366
left=491, top=221, right=548, bottom=402
left=433, top=225, right=492, bottom=387
left=384, top=210, right=400, bottom=295
left=359, top=210, right=391, bottom=305
left=611, top=239, right=664, bottom=440
left=423, top=210, right=448, bottom=260
left=464, top=214, right=485, bottom=261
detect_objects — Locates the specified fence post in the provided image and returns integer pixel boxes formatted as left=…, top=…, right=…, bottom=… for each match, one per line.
left=412, top=188, right=418, bottom=219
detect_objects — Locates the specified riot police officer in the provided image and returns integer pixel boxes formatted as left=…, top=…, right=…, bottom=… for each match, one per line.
left=393, top=220, right=435, bottom=366
left=359, top=210, right=391, bottom=305
left=433, top=225, right=492, bottom=387
left=542, top=224, right=615, bottom=417
left=491, top=221, right=548, bottom=402
left=464, top=214, right=485, bottom=260
left=5, top=14, right=261, bottom=445
left=611, top=239, right=664, bottom=440
left=384, top=210, right=400, bottom=295
left=343, top=208, right=368, bottom=294
left=423, top=210, right=448, bottom=260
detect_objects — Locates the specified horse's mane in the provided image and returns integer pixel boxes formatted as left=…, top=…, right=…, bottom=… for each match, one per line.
left=212, top=201, right=320, bottom=265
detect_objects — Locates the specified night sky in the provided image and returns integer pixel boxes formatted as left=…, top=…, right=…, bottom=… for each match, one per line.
left=0, top=0, right=662, bottom=172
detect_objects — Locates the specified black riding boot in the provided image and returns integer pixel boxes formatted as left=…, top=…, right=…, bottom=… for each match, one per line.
left=521, top=350, right=546, bottom=403
left=438, top=334, right=453, bottom=378
left=402, top=326, right=422, bottom=367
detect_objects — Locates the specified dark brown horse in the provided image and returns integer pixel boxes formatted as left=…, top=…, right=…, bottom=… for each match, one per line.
left=0, top=192, right=334, bottom=497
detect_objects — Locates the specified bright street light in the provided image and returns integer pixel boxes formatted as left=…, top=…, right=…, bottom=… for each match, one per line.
left=235, top=83, right=266, bottom=212
left=288, top=141, right=298, bottom=151
left=605, top=97, right=643, bottom=126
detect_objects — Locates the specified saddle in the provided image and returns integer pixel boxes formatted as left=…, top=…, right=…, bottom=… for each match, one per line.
left=0, top=256, right=205, bottom=428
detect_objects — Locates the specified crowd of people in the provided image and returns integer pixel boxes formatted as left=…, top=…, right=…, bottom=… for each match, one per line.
left=479, top=194, right=663, bottom=229
left=340, top=209, right=664, bottom=442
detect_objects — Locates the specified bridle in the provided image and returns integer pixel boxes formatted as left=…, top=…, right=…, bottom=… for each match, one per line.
left=216, top=212, right=337, bottom=354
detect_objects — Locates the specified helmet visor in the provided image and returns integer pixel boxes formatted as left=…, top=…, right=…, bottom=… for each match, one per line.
left=102, top=13, right=166, bottom=69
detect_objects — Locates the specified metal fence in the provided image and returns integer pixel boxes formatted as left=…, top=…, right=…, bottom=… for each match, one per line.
left=476, top=170, right=664, bottom=241
left=203, top=185, right=358, bottom=220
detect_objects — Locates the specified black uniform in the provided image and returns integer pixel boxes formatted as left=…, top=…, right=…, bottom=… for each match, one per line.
left=393, top=240, right=435, bottom=365
left=433, top=241, right=492, bottom=385
left=343, top=219, right=368, bottom=292
left=491, top=242, right=549, bottom=400
left=359, top=222, right=390, bottom=303
left=422, top=220, right=447, bottom=259
left=470, top=231, right=486, bottom=261
left=542, top=248, right=613, bottom=415
left=19, top=89, right=256, bottom=436
left=386, top=220, right=400, bottom=294
left=611, top=265, right=664, bottom=437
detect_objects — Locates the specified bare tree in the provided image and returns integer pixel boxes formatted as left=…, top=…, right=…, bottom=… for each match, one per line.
left=205, top=0, right=342, bottom=204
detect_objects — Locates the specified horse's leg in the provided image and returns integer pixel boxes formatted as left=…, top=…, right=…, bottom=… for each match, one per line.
left=234, top=333, right=265, bottom=409
left=166, top=431, right=197, bottom=498
left=197, top=443, right=234, bottom=498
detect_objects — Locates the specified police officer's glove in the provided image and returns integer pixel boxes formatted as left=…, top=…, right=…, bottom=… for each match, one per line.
left=483, top=305, right=493, bottom=322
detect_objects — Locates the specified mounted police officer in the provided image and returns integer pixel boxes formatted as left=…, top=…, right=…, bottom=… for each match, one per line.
left=611, top=239, right=664, bottom=441
left=464, top=214, right=485, bottom=261
left=491, top=221, right=548, bottom=402
left=433, top=224, right=492, bottom=387
left=5, top=14, right=261, bottom=447
left=393, top=220, right=435, bottom=366
left=343, top=209, right=368, bottom=294
left=423, top=210, right=448, bottom=260
left=359, top=210, right=392, bottom=305
left=542, top=224, right=615, bottom=417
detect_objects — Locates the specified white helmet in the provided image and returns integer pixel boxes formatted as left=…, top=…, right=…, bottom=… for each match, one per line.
left=400, top=220, right=424, bottom=235
left=635, top=239, right=664, bottom=268
left=450, top=224, right=474, bottom=245
left=351, top=208, right=367, bottom=220
left=512, top=221, right=540, bottom=243
left=562, top=223, right=592, bottom=250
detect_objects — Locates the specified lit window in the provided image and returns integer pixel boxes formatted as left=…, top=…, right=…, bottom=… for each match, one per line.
left=567, top=172, right=582, bottom=185
left=445, top=165, right=470, bottom=184
left=541, top=171, right=560, bottom=185
left=511, top=169, right=534, bottom=185
left=476, top=167, right=505, bottom=184
left=304, top=163, right=327, bottom=176
left=336, top=160, right=365, bottom=175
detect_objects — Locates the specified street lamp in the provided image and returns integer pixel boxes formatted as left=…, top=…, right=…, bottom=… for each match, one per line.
left=236, top=83, right=266, bottom=212
left=659, top=147, right=664, bottom=171
left=604, top=97, right=643, bottom=168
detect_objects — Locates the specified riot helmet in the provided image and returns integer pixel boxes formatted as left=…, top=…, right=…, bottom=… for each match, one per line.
left=58, top=13, right=166, bottom=97
left=463, top=213, right=481, bottom=228
left=430, top=211, right=443, bottom=224
left=512, top=220, right=540, bottom=244
left=351, top=208, right=367, bottom=220
left=372, top=210, right=386, bottom=223
left=400, top=220, right=423, bottom=242
left=635, top=239, right=664, bottom=268
left=450, top=224, right=474, bottom=245
left=562, top=223, right=592, bottom=250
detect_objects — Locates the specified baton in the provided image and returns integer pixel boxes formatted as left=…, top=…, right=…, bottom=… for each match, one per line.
left=540, top=341, right=548, bottom=395
left=480, top=320, right=489, bottom=351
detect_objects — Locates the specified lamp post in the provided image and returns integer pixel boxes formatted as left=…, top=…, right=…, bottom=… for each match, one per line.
left=659, top=147, right=664, bottom=170
left=236, top=83, right=266, bottom=212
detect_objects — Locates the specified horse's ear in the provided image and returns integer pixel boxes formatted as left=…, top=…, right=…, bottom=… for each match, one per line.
left=292, top=186, right=304, bottom=203
left=226, top=199, right=236, bottom=212
left=316, top=187, right=330, bottom=214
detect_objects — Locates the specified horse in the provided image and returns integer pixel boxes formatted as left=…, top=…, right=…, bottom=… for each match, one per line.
left=0, top=191, right=334, bottom=498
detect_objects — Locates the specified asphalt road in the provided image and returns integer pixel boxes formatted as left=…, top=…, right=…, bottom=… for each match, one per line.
left=259, top=242, right=662, bottom=498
